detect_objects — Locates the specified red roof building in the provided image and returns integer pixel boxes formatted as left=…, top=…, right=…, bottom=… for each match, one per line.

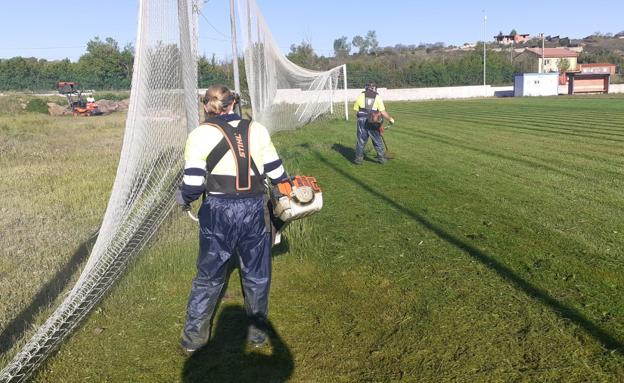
left=523, top=48, right=579, bottom=73
left=525, top=48, right=578, bottom=58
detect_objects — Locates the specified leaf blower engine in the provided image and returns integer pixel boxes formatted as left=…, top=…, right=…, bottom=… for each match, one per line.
left=269, top=175, right=323, bottom=245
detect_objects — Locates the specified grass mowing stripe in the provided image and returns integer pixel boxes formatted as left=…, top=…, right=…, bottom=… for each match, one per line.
left=435, top=109, right=624, bottom=138
left=398, top=99, right=624, bottom=127
left=391, top=126, right=624, bottom=189
left=413, top=126, right=624, bottom=171
left=402, top=109, right=624, bottom=171
left=309, top=147, right=624, bottom=353
left=409, top=106, right=624, bottom=135
left=388, top=129, right=624, bottom=222
left=388, top=129, right=624, bottom=246
left=402, top=102, right=624, bottom=122
left=399, top=98, right=624, bottom=119
left=409, top=110, right=624, bottom=146
left=393, top=128, right=578, bottom=178
left=442, top=109, right=624, bottom=135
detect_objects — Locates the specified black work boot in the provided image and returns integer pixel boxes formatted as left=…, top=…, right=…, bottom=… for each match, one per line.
left=247, top=316, right=269, bottom=348
left=247, top=325, right=268, bottom=347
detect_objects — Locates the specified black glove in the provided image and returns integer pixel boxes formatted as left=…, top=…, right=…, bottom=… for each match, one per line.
left=174, top=189, right=191, bottom=211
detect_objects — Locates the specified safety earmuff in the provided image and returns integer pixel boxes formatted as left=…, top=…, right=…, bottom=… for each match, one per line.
left=220, top=92, right=240, bottom=108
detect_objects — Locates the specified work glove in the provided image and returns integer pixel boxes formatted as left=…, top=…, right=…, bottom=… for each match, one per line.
left=174, top=188, right=191, bottom=212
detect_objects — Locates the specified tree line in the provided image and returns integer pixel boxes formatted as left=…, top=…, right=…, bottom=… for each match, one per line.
left=0, top=37, right=237, bottom=92
left=1, top=33, right=622, bottom=92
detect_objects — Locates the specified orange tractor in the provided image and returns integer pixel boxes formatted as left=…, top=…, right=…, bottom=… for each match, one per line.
left=57, top=82, right=102, bottom=116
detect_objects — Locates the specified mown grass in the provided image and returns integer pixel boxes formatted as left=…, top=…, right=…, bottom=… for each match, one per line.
left=2, top=95, right=624, bottom=382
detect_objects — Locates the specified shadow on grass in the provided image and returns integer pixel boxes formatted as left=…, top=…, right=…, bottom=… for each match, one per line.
left=272, top=236, right=290, bottom=257
left=0, top=233, right=98, bottom=356
left=331, top=143, right=355, bottom=162
left=182, top=305, right=293, bottom=383
left=331, top=143, right=378, bottom=164
left=309, top=145, right=624, bottom=354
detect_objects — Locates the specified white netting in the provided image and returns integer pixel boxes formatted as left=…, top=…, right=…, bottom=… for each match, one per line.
left=0, top=0, right=200, bottom=381
left=1, top=0, right=347, bottom=380
left=236, top=0, right=347, bottom=134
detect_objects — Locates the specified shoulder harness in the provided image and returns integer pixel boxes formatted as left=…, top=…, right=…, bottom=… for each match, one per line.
left=358, top=89, right=379, bottom=117
left=202, top=117, right=265, bottom=195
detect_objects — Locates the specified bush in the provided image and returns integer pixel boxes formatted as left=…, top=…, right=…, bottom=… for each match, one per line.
left=24, top=98, right=49, bottom=114
left=0, top=96, right=24, bottom=115
left=94, top=92, right=129, bottom=101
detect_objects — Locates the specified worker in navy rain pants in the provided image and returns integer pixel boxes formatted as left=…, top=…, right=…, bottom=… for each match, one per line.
left=175, top=85, right=288, bottom=353
left=352, top=82, right=395, bottom=165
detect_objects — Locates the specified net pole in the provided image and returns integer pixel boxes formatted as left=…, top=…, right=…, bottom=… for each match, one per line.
left=230, top=0, right=241, bottom=96
left=343, top=64, right=349, bottom=121
left=329, top=76, right=334, bottom=114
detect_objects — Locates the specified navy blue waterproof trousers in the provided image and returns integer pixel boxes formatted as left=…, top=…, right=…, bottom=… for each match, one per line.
left=181, top=195, right=271, bottom=350
left=355, top=117, right=385, bottom=161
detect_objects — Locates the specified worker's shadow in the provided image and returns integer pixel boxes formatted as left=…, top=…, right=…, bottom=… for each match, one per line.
left=181, top=305, right=294, bottom=383
left=331, top=143, right=377, bottom=163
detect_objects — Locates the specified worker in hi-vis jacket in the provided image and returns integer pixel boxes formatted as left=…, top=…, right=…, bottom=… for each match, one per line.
left=175, top=85, right=288, bottom=354
left=352, top=82, right=395, bottom=164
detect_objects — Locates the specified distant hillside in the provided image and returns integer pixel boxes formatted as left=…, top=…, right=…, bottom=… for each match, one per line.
left=295, top=33, right=624, bottom=89
left=0, top=33, right=623, bottom=91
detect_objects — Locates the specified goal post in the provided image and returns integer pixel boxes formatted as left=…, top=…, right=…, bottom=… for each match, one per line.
left=236, top=0, right=348, bottom=134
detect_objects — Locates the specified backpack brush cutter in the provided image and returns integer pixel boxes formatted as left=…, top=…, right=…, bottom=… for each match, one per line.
left=184, top=175, right=323, bottom=247
left=368, top=114, right=396, bottom=160
left=269, top=175, right=323, bottom=246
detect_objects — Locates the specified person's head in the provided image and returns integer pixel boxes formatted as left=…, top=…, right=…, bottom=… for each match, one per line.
left=202, top=85, right=238, bottom=118
left=365, top=82, right=377, bottom=92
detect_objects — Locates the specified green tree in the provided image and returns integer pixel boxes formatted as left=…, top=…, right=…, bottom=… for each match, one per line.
left=557, top=58, right=570, bottom=73
left=287, top=40, right=317, bottom=68
left=333, top=36, right=351, bottom=58
left=352, top=35, right=369, bottom=55
left=198, top=54, right=233, bottom=88
left=77, top=37, right=132, bottom=89
left=352, top=31, right=379, bottom=55
left=366, top=30, right=379, bottom=55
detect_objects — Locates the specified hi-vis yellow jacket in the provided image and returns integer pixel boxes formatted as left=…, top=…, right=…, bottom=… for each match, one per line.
left=180, top=114, right=287, bottom=203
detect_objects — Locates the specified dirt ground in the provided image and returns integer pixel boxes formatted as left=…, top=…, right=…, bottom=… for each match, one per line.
left=47, top=99, right=129, bottom=116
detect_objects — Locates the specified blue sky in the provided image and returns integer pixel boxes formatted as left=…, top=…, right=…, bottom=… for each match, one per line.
left=0, top=0, right=622, bottom=61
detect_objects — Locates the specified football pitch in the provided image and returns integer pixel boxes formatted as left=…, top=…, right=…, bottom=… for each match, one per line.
left=2, top=95, right=623, bottom=382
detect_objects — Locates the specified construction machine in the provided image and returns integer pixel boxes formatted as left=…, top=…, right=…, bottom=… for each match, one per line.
left=57, top=81, right=102, bottom=116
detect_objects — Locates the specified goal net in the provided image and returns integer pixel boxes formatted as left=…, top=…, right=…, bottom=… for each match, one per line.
left=236, top=0, right=348, bottom=134
left=1, top=0, right=347, bottom=381
left=0, top=0, right=200, bottom=381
